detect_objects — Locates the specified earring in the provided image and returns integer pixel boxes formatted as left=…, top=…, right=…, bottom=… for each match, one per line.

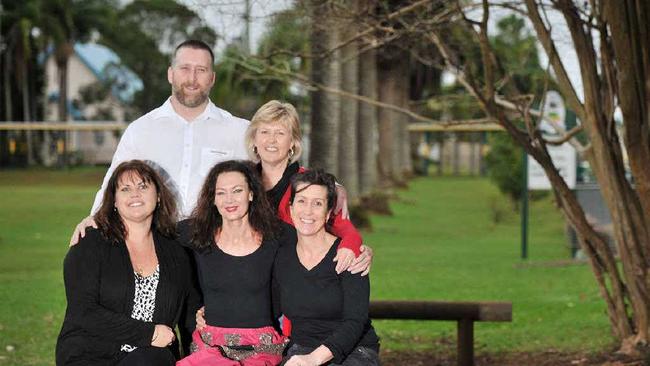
left=288, top=147, right=295, bottom=159
left=253, top=146, right=259, bottom=156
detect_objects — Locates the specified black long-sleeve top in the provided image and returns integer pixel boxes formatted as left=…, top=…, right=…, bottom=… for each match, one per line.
left=178, top=219, right=282, bottom=329
left=273, top=235, right=379, bottom=364
left=56, top=228, right=200, bottom=366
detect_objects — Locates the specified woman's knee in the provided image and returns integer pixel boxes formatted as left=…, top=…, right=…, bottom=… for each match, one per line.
left=340, top=347, right=380, bottom=366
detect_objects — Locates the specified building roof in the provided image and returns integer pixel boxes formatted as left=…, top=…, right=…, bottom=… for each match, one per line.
left=73, top=43, right=143, bottom=103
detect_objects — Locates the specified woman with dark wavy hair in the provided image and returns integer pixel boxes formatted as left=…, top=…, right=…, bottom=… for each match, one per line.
left=56, top=160, right=199, bottom=366
left=177, top=160, right=288, bottom=366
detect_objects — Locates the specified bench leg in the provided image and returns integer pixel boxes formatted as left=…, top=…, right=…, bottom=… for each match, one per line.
left=457, top=319, right=474, bottom=366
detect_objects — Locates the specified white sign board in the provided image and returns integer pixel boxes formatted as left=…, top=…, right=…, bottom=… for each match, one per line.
left=539, top=90, right=566, bottom=133
left=528, top=144, right=577, bottom=189
left=528, top=91, right=577, bottom=190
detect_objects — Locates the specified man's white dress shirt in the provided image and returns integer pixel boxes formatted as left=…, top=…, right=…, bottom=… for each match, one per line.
left=91, top=98, right=249, bottom=217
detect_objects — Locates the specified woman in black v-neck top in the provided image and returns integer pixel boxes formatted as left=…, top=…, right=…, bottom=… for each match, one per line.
left=273, top=170, right=380, bottom=366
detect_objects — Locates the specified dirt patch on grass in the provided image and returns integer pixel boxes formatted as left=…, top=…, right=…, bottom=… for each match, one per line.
left=513, top=259, right=590, bottom=268
left=380, top=348, right=644, bottom=366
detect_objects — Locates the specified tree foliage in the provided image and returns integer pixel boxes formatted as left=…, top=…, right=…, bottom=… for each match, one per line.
left=98, top=0, right=216, bottom=117
left=484, top=14, right=551, bottom=204
left=422, top=1, right=650, bottom=352
left=485, top=132, right=523, bottom=204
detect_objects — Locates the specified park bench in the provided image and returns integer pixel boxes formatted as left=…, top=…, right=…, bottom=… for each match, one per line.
left=369, top=300, right=513, bottom=366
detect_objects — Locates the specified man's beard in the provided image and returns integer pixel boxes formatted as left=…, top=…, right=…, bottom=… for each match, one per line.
left=173, top=83, right=209, bottom=108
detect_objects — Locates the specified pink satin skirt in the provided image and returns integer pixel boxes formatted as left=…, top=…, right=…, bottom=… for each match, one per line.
left=177, top=325, right=287, bottom=366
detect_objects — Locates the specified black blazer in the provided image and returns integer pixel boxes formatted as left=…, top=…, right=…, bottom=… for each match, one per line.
left=55, top=228, right=200, bottom=366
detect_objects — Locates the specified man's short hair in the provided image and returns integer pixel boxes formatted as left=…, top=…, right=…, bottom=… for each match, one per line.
left=172, top=40, right=215, bottom=66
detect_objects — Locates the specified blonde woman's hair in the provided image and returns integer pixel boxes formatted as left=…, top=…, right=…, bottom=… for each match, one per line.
left=245, top=100, right=303, bottom=163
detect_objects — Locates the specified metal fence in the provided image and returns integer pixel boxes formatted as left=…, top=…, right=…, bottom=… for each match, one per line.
left=0, top=121, right=127, bottom=166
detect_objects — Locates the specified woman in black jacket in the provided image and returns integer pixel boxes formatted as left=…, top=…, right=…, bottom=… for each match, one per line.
left=56, top=160, right=199, bottom=366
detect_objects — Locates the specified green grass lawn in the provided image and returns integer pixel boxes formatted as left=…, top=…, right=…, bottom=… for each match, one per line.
left=366, top=177, right=612, bottom=354
left=0, top=168, right=614, bottom=365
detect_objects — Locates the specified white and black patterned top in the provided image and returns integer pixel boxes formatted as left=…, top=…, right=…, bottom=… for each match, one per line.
left=120, top=265, right=160, bottom=353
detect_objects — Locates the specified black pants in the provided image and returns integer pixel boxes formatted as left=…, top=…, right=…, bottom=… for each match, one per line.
left=116, top=347, right=175, bottom=366
left=282, top=344, right=381, bottom=366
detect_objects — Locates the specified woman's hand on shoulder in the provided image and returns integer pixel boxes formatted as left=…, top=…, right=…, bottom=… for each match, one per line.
left=333, top=248, right=355, bottom=274
left=69, top=215, right=97, bottom=246
left=348, top=244, right=373, bottom=276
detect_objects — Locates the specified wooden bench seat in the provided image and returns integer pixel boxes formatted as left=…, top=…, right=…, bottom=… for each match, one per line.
left=370, top=300, right=513, bottom=366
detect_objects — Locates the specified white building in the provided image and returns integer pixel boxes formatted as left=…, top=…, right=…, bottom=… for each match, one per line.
left=43, top=43, right=142, bottom=164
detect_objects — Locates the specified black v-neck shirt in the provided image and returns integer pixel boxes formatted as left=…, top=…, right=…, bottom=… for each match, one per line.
left=178, top=219, right=284, bottom=329
left=273, top=236, right=379, bottom=363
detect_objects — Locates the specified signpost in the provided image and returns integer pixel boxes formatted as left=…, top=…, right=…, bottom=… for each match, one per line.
left=528, top=90, right=577, bottom=190
left=521, top=91, right=577, bottom=259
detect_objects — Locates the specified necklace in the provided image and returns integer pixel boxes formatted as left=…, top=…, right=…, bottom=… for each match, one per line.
left=126, top=235, right=157, bottom=277
left=134, top=264, right=158, bottom=277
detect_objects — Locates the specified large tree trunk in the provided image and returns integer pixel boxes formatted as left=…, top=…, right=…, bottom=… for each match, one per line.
left=424, top=0, right=642, bottom=350
left=358, top=47, right=378, bottom=195
left=599, top=0, right=650, bottom=347
left=396, top=59, right=412, bottom=177
left=57, top=58, right=68, bottom=166
left=338, top=2, right=360, bottom=200
left=56, top=60, right=68, bottom=120
left=22, top=72, right=35, bottom=166
left=521, top=0, right=645, bottom=350
left=309, top=0, right=341, bottom=173
left=556, top=0, right=650, bottom=348
left=602, top=0, right=650, bottom=250
left=17, top=43, right=35, bottom=166
left=3, top=42, right=13, bottom=122
left=55, top=43, right=73, bottom=166
left=377, top=65, right=397, bottom=184
left=377, top=49, right=408, bottom=185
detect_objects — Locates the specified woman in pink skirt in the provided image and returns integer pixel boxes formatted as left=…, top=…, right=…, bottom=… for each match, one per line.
left=177, top=160, right=289, bottom=366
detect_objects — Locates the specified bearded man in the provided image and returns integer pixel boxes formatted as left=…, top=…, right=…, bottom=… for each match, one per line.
left=71, top=40, right=250, bottom=242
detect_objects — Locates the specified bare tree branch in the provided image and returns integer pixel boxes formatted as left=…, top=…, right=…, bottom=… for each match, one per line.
left=524, top=0, right=586, bottom=122
left=542, top=124, right=584, bottom=145
left=224, top=54, right=474, bottom=126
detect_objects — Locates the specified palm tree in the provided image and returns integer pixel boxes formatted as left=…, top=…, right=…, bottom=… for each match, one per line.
left=357, top=46, right=378, bottom=195
left=309, top=0, right=341, bottom=173
left=2, top=0, right=42, bottom=165
left=39, top=0, right=115, bottom=164
left=337, top=0, right=360, bottom=200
